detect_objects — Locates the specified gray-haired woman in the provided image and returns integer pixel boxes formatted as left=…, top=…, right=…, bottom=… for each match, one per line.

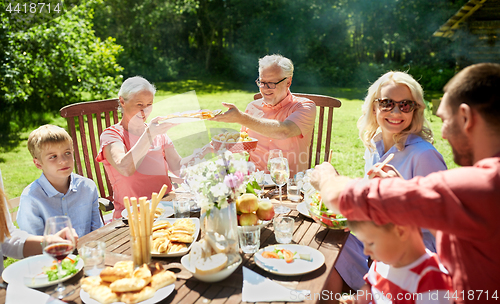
left=96, top=76, right=211, bottom=220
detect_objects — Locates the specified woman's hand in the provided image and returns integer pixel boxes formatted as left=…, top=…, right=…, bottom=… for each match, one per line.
left=366, top=163, right=401, bottom=179
left=148, top=117, right=178, bottom=138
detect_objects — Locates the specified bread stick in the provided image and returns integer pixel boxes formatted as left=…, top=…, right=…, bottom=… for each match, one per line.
left=150, top=192, right=158, bottom=230
left=158, top=184, right=168, bottom=202
left=150, top=184, right=167, bottom=224
left=131, top=197, right=142, bottom=266
left=139, top=197, right=148, bottom=264
left=124, top=197, right=135, bottom=237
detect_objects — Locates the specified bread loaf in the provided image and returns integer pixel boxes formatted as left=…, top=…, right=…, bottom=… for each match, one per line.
left=100, top=266, right=130, bottom=283
left=120, top=286, right=155, bottom=304
left=110, top=277, right=147, bottom=292
left=86, top=285, right=120, bottom=304
left=195, top=252, right=228, bottom=275
left=150, top=270, right=176, bottom=290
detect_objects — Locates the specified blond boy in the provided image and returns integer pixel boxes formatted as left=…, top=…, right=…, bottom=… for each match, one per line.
left=347, top=221, right=452, bottom=304
left=17, top=125, right=102, bottom=236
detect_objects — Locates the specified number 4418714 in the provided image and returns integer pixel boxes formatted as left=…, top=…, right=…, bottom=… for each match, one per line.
left=444, top=290, right=498, bottom=301
left=5, top=2, right=61, bottom=14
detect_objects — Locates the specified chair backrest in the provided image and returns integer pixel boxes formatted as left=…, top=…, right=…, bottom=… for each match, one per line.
left=60, top=99, right=121, bottom=202
left=253, top=92, right=342, bottom=168
left=7, top=196, right=20, bottom=223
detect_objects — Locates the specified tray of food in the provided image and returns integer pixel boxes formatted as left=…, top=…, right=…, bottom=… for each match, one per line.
left=151, top=218, right=200, bottom=257
left=80, top=261, right=176, bottom=304
left=211, top=131, right=258, bottom=153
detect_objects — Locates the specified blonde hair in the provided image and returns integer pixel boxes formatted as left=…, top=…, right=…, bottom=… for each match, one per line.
left=0, top=188, right=11, bottom=243
left=28, top=125, right=73, bottom=159
left=357, top=71, right=433, bottom=151
left=258, top=54, right=294, bottom=78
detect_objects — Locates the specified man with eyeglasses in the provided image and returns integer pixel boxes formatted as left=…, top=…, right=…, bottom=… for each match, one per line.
left=211, top=54, right=316, bottom=176
left=311, top=63, right=500, bottom=303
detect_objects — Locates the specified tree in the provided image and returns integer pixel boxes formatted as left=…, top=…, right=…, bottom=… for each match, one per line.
left=0, top=0, right=123, bottom=148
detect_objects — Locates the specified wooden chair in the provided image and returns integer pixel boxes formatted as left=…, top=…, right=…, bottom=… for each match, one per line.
left=7, top=196, right=20, bottom=223
left=253, top=92, right=342, bottom=168
left=60, top=99, right=121, bottom=223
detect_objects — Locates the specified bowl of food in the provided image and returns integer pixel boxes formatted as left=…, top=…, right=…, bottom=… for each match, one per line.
left=306, top=193, right=347, bottom=230
left=181, top=253, right=242, bottom=283
left=211, top=131, right=258, bottom=153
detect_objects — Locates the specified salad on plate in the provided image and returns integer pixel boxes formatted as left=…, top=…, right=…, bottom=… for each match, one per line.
left=43, top=256, right=81, bottom=281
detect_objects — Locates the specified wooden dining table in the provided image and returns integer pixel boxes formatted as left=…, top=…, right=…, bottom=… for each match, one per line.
left=0, top=189, right=349, bottom=304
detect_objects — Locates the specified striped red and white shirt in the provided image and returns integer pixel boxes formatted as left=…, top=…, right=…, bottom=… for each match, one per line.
left=363, top=249, right=453, bottom=304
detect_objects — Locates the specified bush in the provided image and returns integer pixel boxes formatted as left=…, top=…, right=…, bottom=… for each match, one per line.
left=0, top=0, right=123, bottom=149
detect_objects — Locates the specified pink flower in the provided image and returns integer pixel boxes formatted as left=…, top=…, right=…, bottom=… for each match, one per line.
left=224, top=173, right=243, bottom=189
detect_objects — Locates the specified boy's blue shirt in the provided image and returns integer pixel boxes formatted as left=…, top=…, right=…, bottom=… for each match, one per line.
left=17, top=172, right=103, bottom=237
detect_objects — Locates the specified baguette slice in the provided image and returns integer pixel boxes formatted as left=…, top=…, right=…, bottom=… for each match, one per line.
left=87, top=285, right=120, bottom=304
left=195, top=253, right=228, bottom=275
left=205, top=232, right=229, bottom=254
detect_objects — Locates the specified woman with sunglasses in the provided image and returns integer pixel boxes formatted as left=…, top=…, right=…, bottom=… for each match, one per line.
left=331, top=71, right=447, bottom=293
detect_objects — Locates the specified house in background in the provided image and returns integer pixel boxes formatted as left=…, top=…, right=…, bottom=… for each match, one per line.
left=434, top=0, right=500, bottom=69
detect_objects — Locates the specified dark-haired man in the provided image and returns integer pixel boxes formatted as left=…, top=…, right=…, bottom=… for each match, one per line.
left=312, top=63, right=500, bottom=303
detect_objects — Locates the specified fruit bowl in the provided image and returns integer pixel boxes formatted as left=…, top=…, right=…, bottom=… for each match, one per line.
left=306, top=202, right=347, bottom=230
left=181, top=255, right=242, bottom=283
left=211, top=137, right=258, bottom=153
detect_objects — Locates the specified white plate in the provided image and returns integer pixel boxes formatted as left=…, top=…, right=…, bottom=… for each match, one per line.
left=122, top=201, right=174, bottom=220
left=159, top=116, right=202, bottom=124
left=181, top=254, right=242, bottom=283
left=80, top=283, right=175, bottom=304
left=152, top=217, right=200, bottom=257
left=254, top=244, right=325, bottom=276
left=296, top=202, right=311, bottom=218
left=2, top=254, right=83, bottom=288
left=158, top=109, right=221, bottom=124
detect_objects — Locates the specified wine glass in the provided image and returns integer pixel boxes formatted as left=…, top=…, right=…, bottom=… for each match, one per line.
left=267, top=149, right=283, bottom=172
left=267, top=149, right=282, bottom=195
left=270, top=157, right=290, bottom=214
left=43, top=216, right=76, bottom=299
left=253, top=170, right=266, bottom=198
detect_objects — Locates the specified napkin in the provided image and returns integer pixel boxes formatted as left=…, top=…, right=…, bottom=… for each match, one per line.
left=6, top=282, right=66, bottom=304
left=242, top=266, right=310, bottom=302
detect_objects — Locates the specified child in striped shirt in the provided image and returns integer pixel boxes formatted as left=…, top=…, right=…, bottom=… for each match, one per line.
left=347, top=221, right=452, bottom=304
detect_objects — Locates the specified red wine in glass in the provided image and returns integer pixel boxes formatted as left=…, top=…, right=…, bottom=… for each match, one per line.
left=43, top=216, right=77, bottom=299
left=44, top=243, right=74, bottom=262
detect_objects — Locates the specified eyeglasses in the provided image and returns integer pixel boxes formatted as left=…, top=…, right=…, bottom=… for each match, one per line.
left=375, top=98, right=418, bottom=113
left=255, top=77, right=287, bottom=89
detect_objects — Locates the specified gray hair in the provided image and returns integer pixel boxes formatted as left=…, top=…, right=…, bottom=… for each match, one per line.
left=258, top=54, right=294, bottom=78
left=117, top=76, right=156, bottom=111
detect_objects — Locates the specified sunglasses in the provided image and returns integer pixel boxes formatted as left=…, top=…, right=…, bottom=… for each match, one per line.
left=375, top=98, right=418, bottom=113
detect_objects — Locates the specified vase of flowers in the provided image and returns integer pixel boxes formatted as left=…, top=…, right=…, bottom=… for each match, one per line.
left=182, top=151, right=255, bottom=254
